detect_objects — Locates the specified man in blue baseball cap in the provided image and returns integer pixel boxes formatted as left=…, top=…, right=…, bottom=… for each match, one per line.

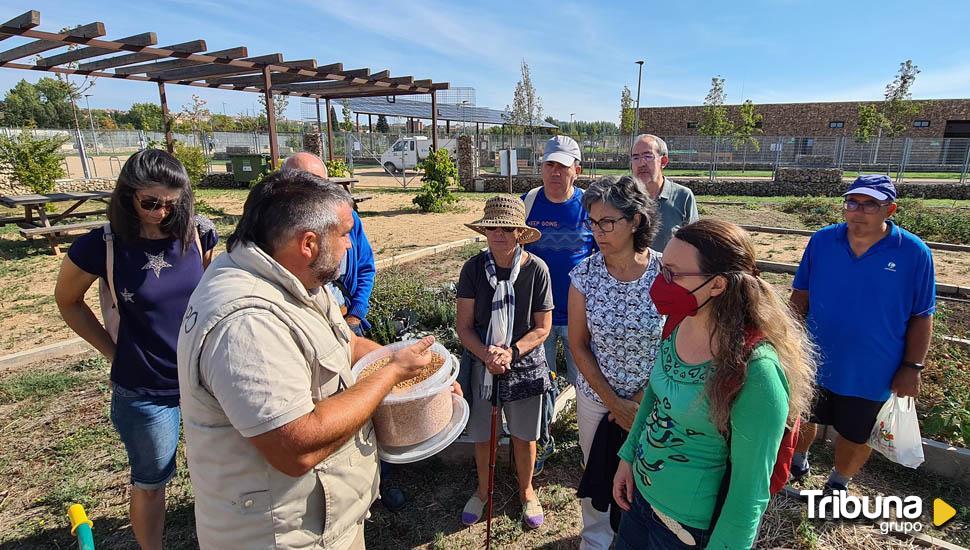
left=788, top=174, right=936, bottom=492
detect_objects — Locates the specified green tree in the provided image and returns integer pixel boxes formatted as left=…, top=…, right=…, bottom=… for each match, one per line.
left=178, top=95, right=210, bottom=143
left=376, top=115, right=389, bottom=133
left=0, top=78, right=76, bottom=128
left=257, top=93, right=289, bottom=125
left=619, top=85, right=635, bottom=135
left=412, top=148, right=458, bottom=213
left=0, top=127, right=69, bottom=194
left=698, top=76, right=734, bottom=137
left=118, top=102, right=163, bottom=131
left=854, top=103, right=885, bottom=172
left=881, top=60, right=921, bottom=138
left=732, top=100, right=763, bottom=173
left=504, top=59, right=543, bottom=134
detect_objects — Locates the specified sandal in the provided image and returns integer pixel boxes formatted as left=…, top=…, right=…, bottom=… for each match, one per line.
left=522, top=498, right=544, bottom=529
left=461, top=493, right=486, bottom=526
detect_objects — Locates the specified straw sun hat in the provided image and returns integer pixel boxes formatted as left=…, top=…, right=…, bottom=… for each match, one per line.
left=465, top=194, right=542, bottom=244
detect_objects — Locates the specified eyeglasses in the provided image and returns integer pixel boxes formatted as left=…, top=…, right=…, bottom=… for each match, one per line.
left=483, top=226, right=516, bottom=233
left=583, top=216, right=628, bottom=232
left=660, top=264, right=710, bottom=284
left=630, top=153, right=663, bottom=162
left=137, top=195, right=179, bottom=212
left=844, top=199, right=889, bottom=214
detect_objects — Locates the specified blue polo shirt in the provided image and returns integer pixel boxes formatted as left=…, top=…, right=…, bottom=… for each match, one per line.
left=792, top=221, right=935, bottom=401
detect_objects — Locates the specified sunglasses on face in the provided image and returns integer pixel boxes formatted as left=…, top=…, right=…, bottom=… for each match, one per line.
left=583, top=216, right=628, bottom=232
left=137, top=196, right=179, bottom=212
left=843, top=199, right=889, bottom=214
left=484, top=227, right=516, bottom=233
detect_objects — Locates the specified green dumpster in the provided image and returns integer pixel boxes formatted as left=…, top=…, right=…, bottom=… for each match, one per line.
left=229, top=154, right=270, bottom=184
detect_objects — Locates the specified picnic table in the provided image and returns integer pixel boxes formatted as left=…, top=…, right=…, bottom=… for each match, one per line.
left=327, top=177, right=373, bottom=210
left=0, top=190, right=112, bottom=255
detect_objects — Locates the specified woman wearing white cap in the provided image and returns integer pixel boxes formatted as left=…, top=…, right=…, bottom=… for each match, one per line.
left=456, top=195, right=554, bottom=529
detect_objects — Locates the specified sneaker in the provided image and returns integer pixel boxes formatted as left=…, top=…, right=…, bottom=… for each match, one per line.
left=823, top=480, right=848, bottom=495
left=789, top=460, right=810, bottom=483
left=380, top=483, right=407, bottom=513
left=533, top=439, right=555, bottom=477
left=521, top=498, right=544, bottom=529
left=461, top=493, right=486, bottom=526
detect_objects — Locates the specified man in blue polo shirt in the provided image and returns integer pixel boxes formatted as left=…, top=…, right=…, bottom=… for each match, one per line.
left=522, top=135, right=597, bottom=474
left=789, top=175, right=935, bottom=492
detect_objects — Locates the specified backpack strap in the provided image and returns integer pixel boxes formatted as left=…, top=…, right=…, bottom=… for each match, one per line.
left=102, top=223, right=119, bottom=309
left=523, top=186, right=542, bottom=218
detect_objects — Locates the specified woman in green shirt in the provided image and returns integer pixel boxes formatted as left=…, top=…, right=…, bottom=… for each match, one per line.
left=613, top=219, right=816, bottom=549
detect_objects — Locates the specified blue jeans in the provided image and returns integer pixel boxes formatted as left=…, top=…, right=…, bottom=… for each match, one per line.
left=110, top=384, right=181, bottom=490
left=616, top=491, right=711, bottom=549
left=539, top=325, right=577, bottom=449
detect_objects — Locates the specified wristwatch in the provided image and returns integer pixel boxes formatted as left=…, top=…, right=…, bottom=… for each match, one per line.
left=510, top=343, right=521, bottom=365
left=901, top=361, right=925, bottom=371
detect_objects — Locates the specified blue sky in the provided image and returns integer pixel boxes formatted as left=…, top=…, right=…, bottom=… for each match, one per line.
left=2, top=0, right=968, bottom=124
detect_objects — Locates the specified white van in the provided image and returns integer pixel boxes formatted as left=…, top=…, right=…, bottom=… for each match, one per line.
left=380, top=136, right=457, bottom=172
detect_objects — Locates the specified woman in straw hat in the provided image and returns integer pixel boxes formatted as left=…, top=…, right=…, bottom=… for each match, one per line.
left=456, top=194, right=554, bottom=529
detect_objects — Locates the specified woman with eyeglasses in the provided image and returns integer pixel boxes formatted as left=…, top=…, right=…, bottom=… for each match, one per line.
left=456, top=195, right=554, bottom=529
left=566, top=176, right=664, bottom=549
left=611, top=219, right=816, bottom=549
left=54, top=148, right=218, bottom=549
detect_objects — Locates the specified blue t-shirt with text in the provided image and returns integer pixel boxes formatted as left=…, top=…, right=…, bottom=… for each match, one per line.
left=792, top=222, right=935, bottom=401
left=523, top=187, right=597, bottom=325
left=68, top=217, right=219, bottom=396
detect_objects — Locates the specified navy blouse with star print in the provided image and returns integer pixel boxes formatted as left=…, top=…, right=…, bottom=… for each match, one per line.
left=68, top=216, right=218, bottom=396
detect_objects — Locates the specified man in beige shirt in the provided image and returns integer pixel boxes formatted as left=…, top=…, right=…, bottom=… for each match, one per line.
left=177, top=169, right=442, bottom=549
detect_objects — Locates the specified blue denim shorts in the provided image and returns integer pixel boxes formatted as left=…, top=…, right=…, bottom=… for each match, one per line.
left=110, top=384, right=181, bottom=490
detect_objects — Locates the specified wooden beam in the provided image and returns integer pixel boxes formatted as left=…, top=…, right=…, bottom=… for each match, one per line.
left=431, top=91, right=438, bottom=150
left=158, top=82, right=174, bottom=153
left=203, top=60, right=335, bottom=87
left=77, top=39, right=206, bottom=70
left=263, top=67, right=279, bottom=169
left=276, top=73, right=407, bottom=93
left=37, top=32, right=157, bottom=67
left=153, top=53, right=283, bottom=81
left=0, top=10, right=40, bottom=42
left=0, top=22, right=105, bottom=64
left=326, top=98, right=335, bottom=161
left=114, top=46, right=248, bottom=75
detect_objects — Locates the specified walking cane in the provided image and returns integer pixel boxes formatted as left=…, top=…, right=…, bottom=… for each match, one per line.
left=484, top=374, right=501, bottom=550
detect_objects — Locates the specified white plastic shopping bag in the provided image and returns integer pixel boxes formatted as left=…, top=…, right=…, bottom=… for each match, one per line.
left=868, top=393, right=925, bottom=469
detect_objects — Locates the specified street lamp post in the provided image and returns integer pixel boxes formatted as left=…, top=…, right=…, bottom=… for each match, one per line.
left=83, top=94, right=99, bottom=155
left=570, top=112, right=575, bottom=134
left=632, top=60, right=644, bottom=150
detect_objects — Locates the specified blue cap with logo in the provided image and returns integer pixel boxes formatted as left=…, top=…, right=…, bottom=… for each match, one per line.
left=843, top=174, right=897, bottom=202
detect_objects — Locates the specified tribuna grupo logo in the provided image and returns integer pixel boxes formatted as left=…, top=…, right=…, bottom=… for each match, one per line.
left=802, top=490, right=923, bottom=534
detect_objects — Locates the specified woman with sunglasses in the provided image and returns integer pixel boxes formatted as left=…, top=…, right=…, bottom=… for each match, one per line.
left=456, top=195, right=553, bottom=529
left=613, top=219, right=816, bottom=549
left=54, top=149, right=218, bottom=550
left=567, top=176, right=664, bottom=549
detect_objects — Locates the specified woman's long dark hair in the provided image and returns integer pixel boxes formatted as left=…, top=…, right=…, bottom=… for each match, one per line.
left=674, top=219, right=816, bottom=433
left=107, top=149, right=196, bottom=253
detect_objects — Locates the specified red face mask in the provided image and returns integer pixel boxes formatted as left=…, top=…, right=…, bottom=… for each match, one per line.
left=649, top=273, right=718, bottom=339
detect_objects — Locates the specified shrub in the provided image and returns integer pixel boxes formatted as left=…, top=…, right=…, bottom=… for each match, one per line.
left=367, top=267, right=459, bottom=353
left=172, top=141, right=207, bottom=187
left=777, top=197, right=841, bottom=228
left=325, top=158, right=351, bottom=178
left=0, top=127, right=68, bottom=194
left=412, top=148, right=459, bottom=213
left=894, top=199, right=970, bottom=245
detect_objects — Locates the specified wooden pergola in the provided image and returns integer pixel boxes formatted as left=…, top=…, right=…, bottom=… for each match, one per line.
left=0, top=9, right=450, bottom=167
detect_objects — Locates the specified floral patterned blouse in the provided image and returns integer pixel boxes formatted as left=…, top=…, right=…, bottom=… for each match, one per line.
left=569, top=250, right=665, bottom=405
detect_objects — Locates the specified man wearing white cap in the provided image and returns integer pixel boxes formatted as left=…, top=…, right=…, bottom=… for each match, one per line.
left=522, top=135, right=597, bottom=474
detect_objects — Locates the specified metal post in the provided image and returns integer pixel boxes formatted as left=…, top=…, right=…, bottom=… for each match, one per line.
left=83, top=94, right=99, bottom=155
left=960, top=139, right=970, bottom=184
left=262, top=67, right=280, bottom=169
left=325, top=98, right=335, bottom=161
left=157, top=82, right=174, bottom=153
left=632, top=60, right=644, bottom=151
left=431, top=92, right=439, bottom=150
left=74, top=126, right=91, bottom=179
left=897, top=137, right=911, bottom=183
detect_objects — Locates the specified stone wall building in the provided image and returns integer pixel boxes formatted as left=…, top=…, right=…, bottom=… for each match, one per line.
left=637, top=99, right=970, bottom=140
